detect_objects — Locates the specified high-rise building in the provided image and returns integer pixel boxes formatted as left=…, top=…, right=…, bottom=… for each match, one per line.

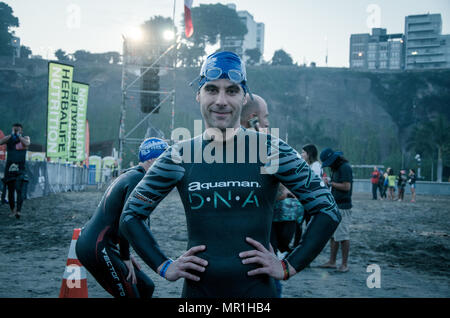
left=404, top=13, right=448, bottom=69
left=350, top=28, right=404, bottom=70
left=222, top=4, right=265, bottom=63
left=442, top=34, right=450, bottom=66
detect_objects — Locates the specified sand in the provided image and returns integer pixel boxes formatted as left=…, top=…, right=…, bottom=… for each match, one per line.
left=0, top=186, right=449, bottom=298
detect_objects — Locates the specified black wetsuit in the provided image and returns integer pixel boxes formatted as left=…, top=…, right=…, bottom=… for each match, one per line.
left=120, top=128, right=341, bottom=298
left=75, top=166, right=155, bottom=298
left=4, top=136, right=28, bottom=212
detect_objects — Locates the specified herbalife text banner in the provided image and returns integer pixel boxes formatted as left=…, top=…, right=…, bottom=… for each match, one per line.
left=69, top=82, right=89, bottom=162
left=47, top=62, right=74, bottom=158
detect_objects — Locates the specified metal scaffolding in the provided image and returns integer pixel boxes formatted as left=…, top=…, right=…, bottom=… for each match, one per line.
left=118, top=35, right=179, bottom=170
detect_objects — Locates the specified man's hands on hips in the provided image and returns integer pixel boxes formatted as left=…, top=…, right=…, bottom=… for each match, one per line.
left=239, top=237, right=296, bottom=280
left=160, top=245, right=208, bottom=282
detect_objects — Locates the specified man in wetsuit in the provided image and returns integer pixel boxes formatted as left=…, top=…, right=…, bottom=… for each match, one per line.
left=75, top=137, right=168, bottom=298
left=120, top=51, right=341, bottom=298
left=240, top=93, right=290, bottom=297
left=0, top=123, right=30, bottom=219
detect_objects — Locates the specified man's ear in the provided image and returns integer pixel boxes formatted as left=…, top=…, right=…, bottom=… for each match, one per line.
left=243, top=93, right=249, bottom=105
left=196, top=91, right=200, bottom=103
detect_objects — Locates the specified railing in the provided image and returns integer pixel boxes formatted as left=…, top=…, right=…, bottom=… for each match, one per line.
left=0, top=160, right=89, bottom=199
left=353, top=179, right=450, bottom=195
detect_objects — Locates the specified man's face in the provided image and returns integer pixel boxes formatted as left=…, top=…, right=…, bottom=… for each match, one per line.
left=197, top=79, right=245, bottom=131
left=12, top=126, right=22, bottom=135
left=256, top=98, right=269, bottom=129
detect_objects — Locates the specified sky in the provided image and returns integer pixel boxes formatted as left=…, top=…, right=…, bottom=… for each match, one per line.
left=5, top=0, right=450, bottom=67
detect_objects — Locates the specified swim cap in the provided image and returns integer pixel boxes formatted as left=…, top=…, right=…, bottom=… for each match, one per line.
left=198, top=51, right=249, bottom=93
left=138, top=138, right=168, bottom=162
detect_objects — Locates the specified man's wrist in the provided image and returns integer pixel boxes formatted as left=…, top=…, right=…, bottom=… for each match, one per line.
left=281, top=259, right=296, bottom=280
left=158, top=259, right=173, bottom=278
left=288, top=261, right=297, bottom=277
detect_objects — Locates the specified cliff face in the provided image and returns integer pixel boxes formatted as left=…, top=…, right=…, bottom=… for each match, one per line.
left=1, top=59, right=449, bottom=168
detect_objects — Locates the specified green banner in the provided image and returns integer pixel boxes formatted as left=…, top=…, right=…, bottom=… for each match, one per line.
left=46, top=62, right=74, bottom=158
left=68, top=82, right=89, bottom=162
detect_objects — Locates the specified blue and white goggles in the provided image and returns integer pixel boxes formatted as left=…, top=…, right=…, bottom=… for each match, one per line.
left=201, top=66, right=246, bottom=84
left=195, top=51, right=249, bottom=94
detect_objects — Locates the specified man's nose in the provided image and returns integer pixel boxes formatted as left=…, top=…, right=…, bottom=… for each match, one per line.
left=215, top=89, right=227, bottom=106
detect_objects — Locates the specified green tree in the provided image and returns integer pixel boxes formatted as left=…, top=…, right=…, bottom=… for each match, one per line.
left=245, top=48, right=262, bottom=65
left=271, top=49, right=293, bottom=66
left=19, top=45, right=31, bottom=58
left=137, top=16, right=176, bottom=65
left=409, top=115, right=450, bottom=182
left=104, top=51, right=120, bottom=64
left=141, top=16, right=175, bottom=46
left=73, top=50, right=93, bottom=62
left=55, top=49, right=69, bottom=61
left=177, top=42, right=205, bottom=67
left=188, top=4, right=247, bottom=45
left=180, top=4, right=247, bottom=64
left=0, top=2, right=19, bottom=56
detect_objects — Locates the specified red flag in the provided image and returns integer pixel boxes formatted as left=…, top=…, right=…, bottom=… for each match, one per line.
left=184, top=0, right=194, bottom=38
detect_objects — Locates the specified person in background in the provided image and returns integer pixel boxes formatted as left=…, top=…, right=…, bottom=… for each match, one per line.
left=0, top=123, right=30, bottom=219
left=240, top=93, right=270, bottom=133
left=387, top=168, right=396, bottom=201
left=370, top=166, right=381, bottom=200
left=377, top=169, right=386, bottom=200
left=383, top=168, right=390, bottom=199
left=396, top=170, right=408, bottom=202
left=408, top=169, right=417, bottom=203
left=319, top=148, right=353, bottom=273
left=240, top=92, right=287, bottom=297
left=75, top=137, right=168, bottom=298
left=295, top=144, right=322, bottom=247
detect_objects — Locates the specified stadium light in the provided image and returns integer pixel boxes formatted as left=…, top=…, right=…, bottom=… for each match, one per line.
left=163, top=30, right=175, bottom=41
left=127, top=26, right=143, bottom=42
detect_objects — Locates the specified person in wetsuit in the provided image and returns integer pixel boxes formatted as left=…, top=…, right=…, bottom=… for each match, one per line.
left=120, top=51, right=341, bottom=298
left=0, top=123, right=30, bottom=219
left=75, top=137, right=168, bottom=298
left=240, top=92, right=287, bottom=298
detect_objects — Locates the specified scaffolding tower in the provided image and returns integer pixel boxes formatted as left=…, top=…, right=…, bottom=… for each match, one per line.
left=118, top=34, right=179, bottom=170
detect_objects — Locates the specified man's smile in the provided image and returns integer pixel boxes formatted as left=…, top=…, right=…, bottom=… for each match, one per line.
left=211, top=110, right=232, bottom=116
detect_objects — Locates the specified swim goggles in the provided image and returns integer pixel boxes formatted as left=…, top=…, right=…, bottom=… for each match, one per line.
left=200, top=66, right=246, bottom=84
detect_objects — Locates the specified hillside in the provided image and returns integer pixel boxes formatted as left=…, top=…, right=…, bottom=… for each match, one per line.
left=1, top=58, right=449, bottom=177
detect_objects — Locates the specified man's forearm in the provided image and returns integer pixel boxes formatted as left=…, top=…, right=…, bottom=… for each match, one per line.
left=19, top=136, right=30, bottom=147
left=331, top=181, right=351, bottom=192
left=0, top=135, right=10, bottom=145
left=119, top=212, right=168, bottom=272
left=286, top=213, right=340, bottom=272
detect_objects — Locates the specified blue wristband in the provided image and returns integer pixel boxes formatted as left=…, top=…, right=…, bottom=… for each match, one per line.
left=159, top=259, right=173, bottom=278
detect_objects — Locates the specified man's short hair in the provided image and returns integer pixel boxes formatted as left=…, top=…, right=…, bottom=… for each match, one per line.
left=12, top=123, right=23, bottom=128
left=241, top=94, right=262, bottom=121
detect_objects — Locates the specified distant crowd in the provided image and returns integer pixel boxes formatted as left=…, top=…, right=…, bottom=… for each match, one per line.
left=370, top=167, right=417, bottom=203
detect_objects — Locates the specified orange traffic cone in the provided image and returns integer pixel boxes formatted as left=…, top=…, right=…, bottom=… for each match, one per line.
left=59, top=228, right=88, bottom=298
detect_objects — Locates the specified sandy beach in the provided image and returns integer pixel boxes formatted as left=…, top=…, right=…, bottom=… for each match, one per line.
left=0, top=186, right=448, bottom=298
